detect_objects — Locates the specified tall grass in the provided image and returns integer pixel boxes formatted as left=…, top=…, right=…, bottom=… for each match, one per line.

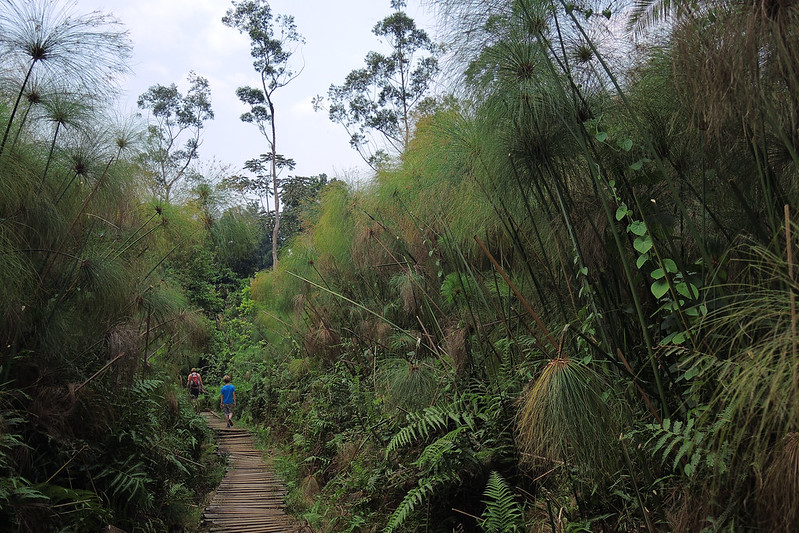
left=229, top=0, right=799, bottom=530
left=0, top=3, right=223, bottom=529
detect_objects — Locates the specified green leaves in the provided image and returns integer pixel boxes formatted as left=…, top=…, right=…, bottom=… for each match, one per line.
left=616, top=203, right=631, bottom=221
left=650, top=259, right=677, bottom=279
left=616, top=195, right=703, bottom=348
left=650, top=278, right=670, bottom=299
left=137, top=71, right=214, bottom=202
left=629, top=221, right=653, bottom=255
left=588, top=119, right=632, bottom=152
left=634, top=235, right=653, bottom=254
left=628, top=220, right=647, bottom=236
left=676, top=282, right=699, bottom=299
left=387, top=403, right=476, bottom=455
left=321, top=3, right=439, bottom=168
left=481, top=471, right=524, bottom=533
left=645, top=417, right=711, bottom=478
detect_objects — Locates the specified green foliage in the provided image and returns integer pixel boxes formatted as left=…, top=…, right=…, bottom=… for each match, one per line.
left=384, top=466, right=461, bottom=533
left=5, top=0, right=796, bottom=530
left=377, top=357, right=439, bottom=413
left=137, top=71, right=214, bottom=202
left=643, top=416, right=727, bottom=478
left=319, top=1, right=440, bottom=168
left=517, top=358, right=618, bottom=475
left=387, top=403, right=476, bottom=455
left=381, top=386, right=519, bottom=531
left=232, top=0, right=799, bottom=525
left=480, top=471, right=524, bottom=533
left=0, top=4, right=225, bottom=529
left=96, top=456, right=154, bottom=511
left=278, top=173, right=332, bottom=239
left=0, top=0, right=132, bottom=158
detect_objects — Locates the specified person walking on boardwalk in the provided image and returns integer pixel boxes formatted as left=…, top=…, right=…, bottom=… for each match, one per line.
left=220, top=375, right=236, bottom=427
left=186, top=368, right=205, bottom=410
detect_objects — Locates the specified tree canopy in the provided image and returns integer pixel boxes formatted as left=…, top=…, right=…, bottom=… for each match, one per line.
left=222, top=0, right=305, bottom=268
left=137, top=72, right=214, bottom=203
left=316, top=0, right=440, bottom=169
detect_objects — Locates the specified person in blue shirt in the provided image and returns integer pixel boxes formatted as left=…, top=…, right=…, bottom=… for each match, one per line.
left=220, top=375, right=236, bottom=428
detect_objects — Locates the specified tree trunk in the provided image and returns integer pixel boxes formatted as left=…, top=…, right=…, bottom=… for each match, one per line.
left=269, top=98, right=280, bottom=268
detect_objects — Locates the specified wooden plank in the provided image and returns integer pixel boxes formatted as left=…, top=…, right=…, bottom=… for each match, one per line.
left=200, top=411, right=297, bottom=532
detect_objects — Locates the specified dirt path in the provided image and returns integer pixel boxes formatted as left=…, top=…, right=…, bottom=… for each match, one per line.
left=201, top=411, right=298, bottom=532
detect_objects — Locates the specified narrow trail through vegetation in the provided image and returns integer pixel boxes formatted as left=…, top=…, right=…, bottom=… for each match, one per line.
left=201, top=412, right=297, bottom=532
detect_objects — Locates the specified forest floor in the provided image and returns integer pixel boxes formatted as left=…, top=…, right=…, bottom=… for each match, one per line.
left=200, top=411, right=302, bottom=532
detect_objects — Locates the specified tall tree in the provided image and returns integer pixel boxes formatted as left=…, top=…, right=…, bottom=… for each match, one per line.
left=137, top=72, right=214, bottom=203
left=222, top=0, right=304, bottom=268
left=315, top=0, right=439, bottom=169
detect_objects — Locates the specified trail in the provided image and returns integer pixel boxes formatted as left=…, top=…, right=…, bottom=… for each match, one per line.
left=201, top=411, right=299, bottom=532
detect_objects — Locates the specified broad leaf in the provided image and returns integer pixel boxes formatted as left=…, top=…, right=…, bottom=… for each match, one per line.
left=634, top=236, right=652, bottom=253
left=651, top=279, right=669, bottom=299
left=628, top=220, right=647, bottom=236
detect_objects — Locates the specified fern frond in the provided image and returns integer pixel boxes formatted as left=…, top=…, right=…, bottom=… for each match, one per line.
left=415, top=426, right=467, bottom=469
left=481, top=471, right=524, bottom=533
left=645, top=417, right=708, bottom=477
left=131, top=379, right=163, bottom=396
left=387, top=402, right=473, bottom=455
left=96, top=456, right=154, bottom=509
left=384, top=469, right=460, bottom=533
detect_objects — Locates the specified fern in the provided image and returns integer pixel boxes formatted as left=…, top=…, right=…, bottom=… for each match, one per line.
left=645, top=416, right=720, bottom=477
left=384, top=400, right=479, bottom=532
left=384, top=469, right=461, bottom=533
left=96, top=456, right=154, bottom=510
left=414, top=426, right=466, bottom=469
left=130, top=379, right=164, bottom=396
left=481, top=471, right=524, bottom=533
left=387, top=401, right=476, bottom=455
left=384, top=386, right=521, bottom=531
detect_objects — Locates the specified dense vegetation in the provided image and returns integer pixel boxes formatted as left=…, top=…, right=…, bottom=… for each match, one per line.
left=3, top=0, right=799, bottom=531
left=0, top=1, right=261, bottom=530
left=225, top=0, right=799, bottom=531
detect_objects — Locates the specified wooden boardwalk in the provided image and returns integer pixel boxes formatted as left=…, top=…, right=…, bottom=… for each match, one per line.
left=202, top=412, right=298, bottom=532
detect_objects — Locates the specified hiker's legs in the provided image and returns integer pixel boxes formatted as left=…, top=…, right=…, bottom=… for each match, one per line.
left=190, top=388, right=200, bottom=412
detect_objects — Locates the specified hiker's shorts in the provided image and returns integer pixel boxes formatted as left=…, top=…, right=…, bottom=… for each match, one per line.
left=222, top=403, right=234, bottom=416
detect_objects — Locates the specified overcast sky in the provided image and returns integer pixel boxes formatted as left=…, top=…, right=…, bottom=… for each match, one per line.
left=73, top=0, right=438, bottom=182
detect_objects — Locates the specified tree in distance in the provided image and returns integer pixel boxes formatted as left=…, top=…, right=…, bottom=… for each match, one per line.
left=314, top=0, right=440, bottom=170
left=222, top=0, right=304, bottom=268
left=137, top=71, right=214, bottom=203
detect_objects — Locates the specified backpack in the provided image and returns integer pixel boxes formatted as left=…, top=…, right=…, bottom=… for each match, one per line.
left=189, top=372, right=201, bottom=389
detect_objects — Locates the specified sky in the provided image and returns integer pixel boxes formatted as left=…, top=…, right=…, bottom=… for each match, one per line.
left=72, top=0, right=438, bottom=182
